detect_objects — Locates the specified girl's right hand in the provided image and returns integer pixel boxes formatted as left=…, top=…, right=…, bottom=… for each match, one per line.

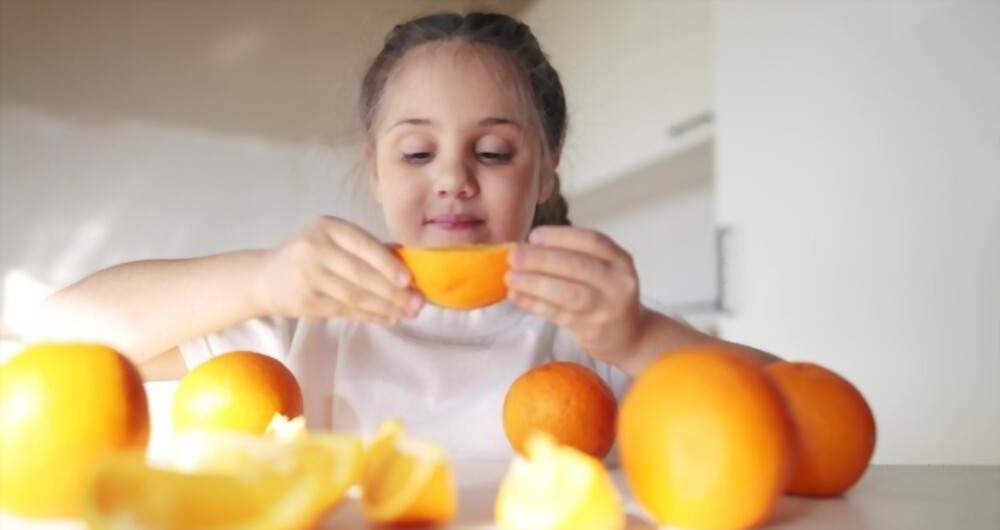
left=253, top=216, right=421, bottom=324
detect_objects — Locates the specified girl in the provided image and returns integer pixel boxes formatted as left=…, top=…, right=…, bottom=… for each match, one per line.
left=26, top=12, right=778, bottom=460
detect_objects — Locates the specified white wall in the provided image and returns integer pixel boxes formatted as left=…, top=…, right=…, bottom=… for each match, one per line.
left=0, top=106, right=382, bottom=328
left=715, top=0, right=1000, bottom=465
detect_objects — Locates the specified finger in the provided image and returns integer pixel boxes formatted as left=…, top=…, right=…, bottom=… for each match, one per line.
left=316, top=242, right=415, bottom=312
left=507, top=290, right=574, bottom=328
left=301, top=296, right=394, bottom=324
left=342, top=307, right=399, bottom=326
left=312, top=268, right=406, bottom=320
left=509, top=245, right=613, bottom=285
left=527, top=226, right=625, bottom=263
left=505, top=270, right=600, bottom=313
left=328, top=223, right=412, bottom=287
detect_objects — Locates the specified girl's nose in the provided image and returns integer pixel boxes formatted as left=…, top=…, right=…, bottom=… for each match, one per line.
left=432, top=155, right=479, bottom=199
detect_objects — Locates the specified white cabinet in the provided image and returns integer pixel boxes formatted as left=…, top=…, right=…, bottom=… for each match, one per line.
left=523, top=0, right=714, bottom=196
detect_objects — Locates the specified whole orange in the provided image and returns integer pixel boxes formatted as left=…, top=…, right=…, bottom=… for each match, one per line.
left=0, top=344, right=149, bottom=518
left=767, top=362, right=876, bottom=497
left=396, top=244, right=510, bottom=309
left=618, top=348, right=794, bottom=530
left=502, top=361, right=617, bottom=460
left=171, top=351, right=303, bottom=434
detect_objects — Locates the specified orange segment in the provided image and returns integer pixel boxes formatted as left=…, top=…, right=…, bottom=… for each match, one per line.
left=265, top=413, right=309, bottom=442
left=0, top=344, right=149, bottom=518
left=495, top=433, right=625, bottom=530
left=86, top=455, right=322, bottom=530
left=171, top=351, right=303, bottom=434
left=360, top=420, right=456, bottom=524
left=168, top=429, right=363, bottom=492
left=86, top=432, right=362, bottom=530
left=396, top=244, right=511, bottom=309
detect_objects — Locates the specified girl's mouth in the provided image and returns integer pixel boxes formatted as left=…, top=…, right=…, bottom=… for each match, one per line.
left=426, top=214, right=485, bottom=231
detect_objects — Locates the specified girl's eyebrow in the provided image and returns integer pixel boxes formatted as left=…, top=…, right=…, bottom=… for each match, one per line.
left=387, top=116, right=522, bottom=132
left=478, top=117, right=522, bottom=130
left=388, top=118, right=431, bottom=132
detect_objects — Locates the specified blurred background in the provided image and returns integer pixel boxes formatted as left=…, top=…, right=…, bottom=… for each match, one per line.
left=1, top=0, right=997, bottom=466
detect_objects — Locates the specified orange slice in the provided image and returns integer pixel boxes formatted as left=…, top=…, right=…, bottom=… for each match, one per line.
left=86, top=432, right=362, bottom=530
left=360, top=419, right=456, bottom=524
left=396, top=244, right=511, bottom=309
left=495, top=432, right=625, bottom=530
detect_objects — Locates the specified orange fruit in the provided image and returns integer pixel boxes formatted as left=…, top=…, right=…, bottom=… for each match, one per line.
left=85, top=433, right=362, bottom=530
left=618, top=348, right=794, bottom=530
left=171, top=351, right=303, bottom=434
left=503, top=361, right=617, bottom=459
left=495, top=432, right=625, bottom=530
left=767, top=361, right=877, bottom=497
left=396, top=244, right=510, bottom=309
left=0, top=344, right=149, bottom=518
left=360, top=419, right=456, bottom=525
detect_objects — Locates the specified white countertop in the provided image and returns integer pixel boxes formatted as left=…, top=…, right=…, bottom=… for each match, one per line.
left=3, top=464, right=998, bottom=529
left=321, top=463, right=1000, bottom=530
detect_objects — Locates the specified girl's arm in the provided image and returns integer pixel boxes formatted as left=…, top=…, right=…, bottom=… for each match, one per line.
left=24, top=216, right=417, bottom=374
left=24, top=251, right=268, bottom=365
left=508, top=226, right=782, bottom=378
left=611, top=308, right=782, bottom=377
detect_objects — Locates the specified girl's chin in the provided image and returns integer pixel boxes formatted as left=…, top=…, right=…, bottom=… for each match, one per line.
left=415, top=227, right=496, bottom=247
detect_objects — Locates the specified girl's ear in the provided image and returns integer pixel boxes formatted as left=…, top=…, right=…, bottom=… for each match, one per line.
left=364, top=142, right=383, bottom=204
left=537, top=149, right=561, bottom=204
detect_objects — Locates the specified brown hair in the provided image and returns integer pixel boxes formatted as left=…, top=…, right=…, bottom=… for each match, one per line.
left=360, top=11, right=571, bottom=227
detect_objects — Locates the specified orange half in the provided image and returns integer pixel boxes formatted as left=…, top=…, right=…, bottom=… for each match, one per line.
left=396, top=244, right=511, bottom=309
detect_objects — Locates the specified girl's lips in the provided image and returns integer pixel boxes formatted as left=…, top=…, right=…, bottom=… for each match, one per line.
left=426, top=214, right=485, bottom=231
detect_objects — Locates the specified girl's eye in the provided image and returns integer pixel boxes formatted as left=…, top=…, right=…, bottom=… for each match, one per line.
left=402, top=152, right=432, bottom=164
left=478, top=151, right=513, bottom=163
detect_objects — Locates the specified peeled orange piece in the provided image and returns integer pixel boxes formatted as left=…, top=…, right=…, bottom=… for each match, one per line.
left=172, top=351, right=303, bottom=434
left=86, top=455, right=323, bottom=530
left=0, top=344, right=149, bottom=518
left=619, top=348, right=794, bottom=530
left=767, top=361, right=876, bottom=497
left=503, top=361, right=617, bottom=459
left=360, top=419, right=456, bottom=525
left=86, top=432, right=362, bottom=530
left=168, top=428, right=363, bottom=489
left=396, top=244, right=510, bottom=309
left=495, top=432, right=625, bottom=530
left=265, top=412, right=309, bottom=442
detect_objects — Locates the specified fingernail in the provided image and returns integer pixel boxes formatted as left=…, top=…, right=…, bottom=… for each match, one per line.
left=397, top=270, right=412, bottom=287
left=505, top=271, right=520, bottom=286
left=529, top=228, right=547, bottom=244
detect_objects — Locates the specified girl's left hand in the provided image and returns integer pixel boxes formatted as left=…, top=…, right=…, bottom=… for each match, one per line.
left=505, top=226, right=648, bottom=365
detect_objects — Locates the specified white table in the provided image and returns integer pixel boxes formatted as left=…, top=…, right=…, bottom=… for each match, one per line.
left=3, top=465, right=998, bottom=529
left=322, top=463, right=1000, bottom=530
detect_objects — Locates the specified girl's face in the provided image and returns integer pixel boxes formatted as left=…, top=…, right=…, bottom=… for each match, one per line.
left=369, top=41, right=556, bottom=247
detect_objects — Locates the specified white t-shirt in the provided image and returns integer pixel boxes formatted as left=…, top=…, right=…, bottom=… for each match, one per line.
left=179, top=301, right=633, bottom=462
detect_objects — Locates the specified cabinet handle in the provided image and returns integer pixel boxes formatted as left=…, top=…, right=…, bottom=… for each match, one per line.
left=669, top=111, right=713, bottom=139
